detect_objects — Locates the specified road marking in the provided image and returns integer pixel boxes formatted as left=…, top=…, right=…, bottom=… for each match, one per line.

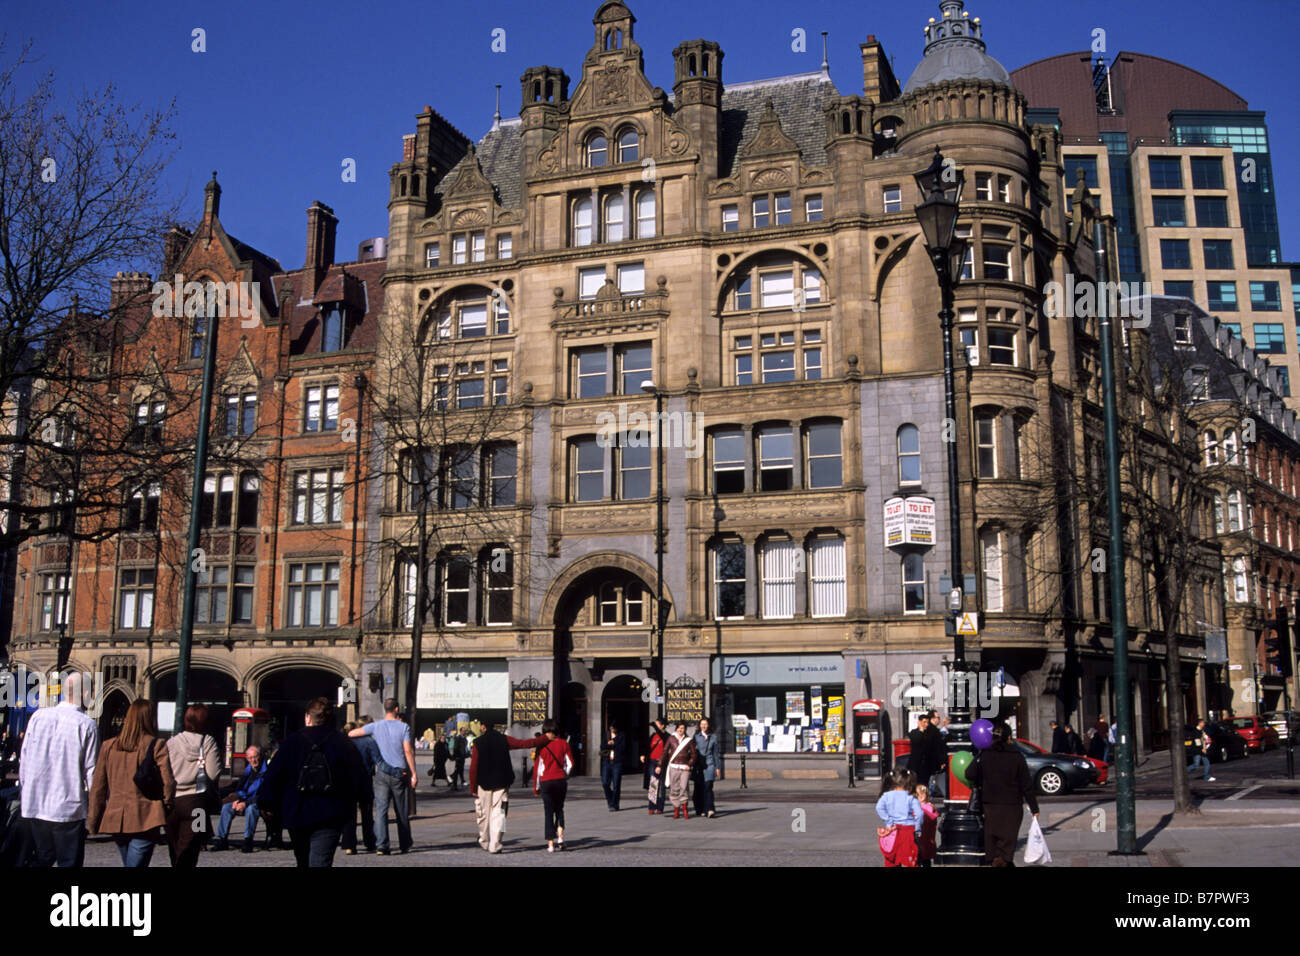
left=1227, top=784, right=1263, bottom=801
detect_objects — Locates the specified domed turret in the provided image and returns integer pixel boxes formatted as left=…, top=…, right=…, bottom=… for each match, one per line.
left=902, top=0, right=1011, bottom=95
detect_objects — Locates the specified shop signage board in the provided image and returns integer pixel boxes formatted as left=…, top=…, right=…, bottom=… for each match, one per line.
left=884, top=496, right=906, bottom=546
left=510, top=676, right=549, bottom=724
left=711, top=654, right=843, bottom=686
left=665, top=675, right=705, bottom=723
left=417, top=661, right=509, bottom=709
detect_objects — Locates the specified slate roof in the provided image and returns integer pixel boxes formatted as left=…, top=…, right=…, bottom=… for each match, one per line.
left=434, top=118, right=524, bottom=210
left=718, top=73, right=838, bottom=179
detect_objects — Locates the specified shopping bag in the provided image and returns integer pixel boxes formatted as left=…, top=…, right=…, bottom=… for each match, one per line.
left=1024, top=816, right=1052, bottom=864
left=648, top=775, right=660, bottom=805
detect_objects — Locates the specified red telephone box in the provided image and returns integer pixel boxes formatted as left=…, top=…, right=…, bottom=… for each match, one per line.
left=851, top=699, right=890, bottom=780
left=231, top=708, right=270, bottom=777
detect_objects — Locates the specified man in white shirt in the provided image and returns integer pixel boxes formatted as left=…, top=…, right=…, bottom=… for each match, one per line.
left=18, top=672, right=98, bottom=867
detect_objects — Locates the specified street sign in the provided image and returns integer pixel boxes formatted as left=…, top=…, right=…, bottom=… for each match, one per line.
left=955, top=612, right=979, bottom=636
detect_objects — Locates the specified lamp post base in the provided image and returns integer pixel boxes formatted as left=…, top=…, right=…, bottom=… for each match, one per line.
left=936, top=806, right=985, bottom=866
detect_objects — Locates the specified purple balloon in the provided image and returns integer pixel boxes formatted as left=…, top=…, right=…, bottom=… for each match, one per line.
left=970, top=719, right=995, bottom=750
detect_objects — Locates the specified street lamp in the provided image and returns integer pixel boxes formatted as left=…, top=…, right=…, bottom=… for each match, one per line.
left=913, top=146, right=984, bottom=865
left=641, top=379, right=665, bottom=720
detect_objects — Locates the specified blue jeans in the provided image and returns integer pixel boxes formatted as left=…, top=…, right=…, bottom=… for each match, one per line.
left=26, top=818, right=85, bottom=867
left=288, top=825, right=342, bottom=867
left=1189, top=755, right=1211, bottom=780
left=373, top=771, right=412, bottom=852
left=601, top=760, right=623, bottom=809
left=216, top=802, right=260, bottom=841
left=114, top=834, right=155, bottom=867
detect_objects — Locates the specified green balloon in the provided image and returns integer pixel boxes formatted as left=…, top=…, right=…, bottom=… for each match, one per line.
left=950, top=750, right=974, bottom=787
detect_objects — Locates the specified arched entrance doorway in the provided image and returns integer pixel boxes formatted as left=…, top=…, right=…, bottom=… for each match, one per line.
left=561, top=681, right=589, bottom=776
left=258, top=668, right=345, bottom=744
left=97, top=688, right=132, bottom=740
left=602, top=674, right=648, bottom=773
left=151, top=668, right=239, bottom=743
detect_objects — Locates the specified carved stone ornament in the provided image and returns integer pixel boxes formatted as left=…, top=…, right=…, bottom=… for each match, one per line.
left=740, top=99, right=801, bottom=160
left=538, top=145, right=560, bottom=174
left=666, top=119, right=690, bottom=155
left=444, top=146, right=496, bottom=202
left=751, top=167, right=791, bottom=188
left=598, top=65, right=631, bottom=106
left=452, top=208, right=489, bottom=228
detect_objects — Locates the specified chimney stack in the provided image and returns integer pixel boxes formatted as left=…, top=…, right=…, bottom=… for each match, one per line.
left=305, top=201, right=338, bottom=292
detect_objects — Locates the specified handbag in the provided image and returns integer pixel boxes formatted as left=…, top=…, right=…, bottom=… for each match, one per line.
left=133, top=738, right=165, bottom=802
left=194, top=734, right=211, bottom=794
left=877, top=824, right=898, bottom=854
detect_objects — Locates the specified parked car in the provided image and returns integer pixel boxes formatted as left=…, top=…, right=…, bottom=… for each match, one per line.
left=1185, top=723, right=1249, bottom=763
left=1010, top=739, right=1098, bottom=795
left=1227, top=716, right=1280, bottom=752
left=1261, top=711, right=1299, bottom=741
left=1017, top=738, right=1108, bottom=784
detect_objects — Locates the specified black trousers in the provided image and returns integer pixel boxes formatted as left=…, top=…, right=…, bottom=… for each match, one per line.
left=340, top=800, right=376, bottom=851
left=983, top=803, right=1023, bottom=865
left=539, top=779, right=567, bottom=841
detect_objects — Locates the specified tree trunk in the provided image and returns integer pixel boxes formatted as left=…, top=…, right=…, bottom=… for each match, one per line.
left=1165, top=624, right=1196, bottom=814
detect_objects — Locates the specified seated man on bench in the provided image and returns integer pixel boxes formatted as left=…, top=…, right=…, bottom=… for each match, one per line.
left=214, top=744, right=266, bottom=852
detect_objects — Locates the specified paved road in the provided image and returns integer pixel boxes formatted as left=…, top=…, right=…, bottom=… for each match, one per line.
left=74, top=774, right=1300, bottom=867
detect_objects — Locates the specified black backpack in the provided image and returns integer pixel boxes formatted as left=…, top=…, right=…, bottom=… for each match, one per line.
left=297, top=741, right=334, bottom=795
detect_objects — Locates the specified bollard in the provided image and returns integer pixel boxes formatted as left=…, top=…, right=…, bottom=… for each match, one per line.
left=847, top=750, right=855, bottom=788
left=740, top=753, right=748, bottom=789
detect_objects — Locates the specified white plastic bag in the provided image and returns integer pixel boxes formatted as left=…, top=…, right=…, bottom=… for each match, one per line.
left=1024, top=816, right=1052, bottom=864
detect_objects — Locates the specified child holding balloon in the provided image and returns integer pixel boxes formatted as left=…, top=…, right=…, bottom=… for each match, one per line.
left=875, top=767, right=923, bottom=867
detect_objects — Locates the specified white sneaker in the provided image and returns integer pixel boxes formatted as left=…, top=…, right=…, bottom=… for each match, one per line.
left=1207, top=776, right=1216, bottom=782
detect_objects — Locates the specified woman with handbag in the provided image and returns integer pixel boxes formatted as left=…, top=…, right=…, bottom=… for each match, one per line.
left=165, top=703, right=223, bottom=867
left=88, top=699, right=176, bottom=866
left=532, top=719, right=574, bottom=853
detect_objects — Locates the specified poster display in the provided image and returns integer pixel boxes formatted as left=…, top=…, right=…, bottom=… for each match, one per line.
left=823, top=697, right=845, bottom=753
left=785, top=691, right=806, bottom=718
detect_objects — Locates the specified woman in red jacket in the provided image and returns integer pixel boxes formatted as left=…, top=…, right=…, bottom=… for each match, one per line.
left=533, top=719, right=573, bottom=853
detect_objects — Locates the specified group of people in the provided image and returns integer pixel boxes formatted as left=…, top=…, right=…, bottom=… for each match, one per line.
left=634, top=717, right=722, bottom=819
left=1050, top=715, right=1115, bottom=763
left=878, top=720, right=1039, bottom=867
left=428, top=729, right=468, bottom=790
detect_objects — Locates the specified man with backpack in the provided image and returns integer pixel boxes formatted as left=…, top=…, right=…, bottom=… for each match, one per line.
left=348, top=699, right=418, bottom=855
left=259, top=697, right=368, bottom=868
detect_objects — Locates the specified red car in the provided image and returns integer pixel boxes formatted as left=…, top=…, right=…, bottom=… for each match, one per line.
left=1017, top=739, right=1109, bottom=785
left=1227, top=716, right=1280, bottom=752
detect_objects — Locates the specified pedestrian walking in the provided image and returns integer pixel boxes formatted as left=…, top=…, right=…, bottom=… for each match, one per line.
left=907, top=713, right=934, bottom=794
left=17, top=672, right=98, bottom=868
left=642, top=717, right=669, bottom=814
left=213, top=744, right=266, bottom=853
left=914, top=782, right=938, bottom=867
left=347, top=699, right=417, bottom=855
left=449, top=728, right=468, bottom=791
left=533, top=719, right=574, bottom=853
left=1086, top=727, right=1106, bottom=761
left=341, top=718, right=378, bottom=855
left=663, top=722, right=697, bottom=820
left=87, top=699, right=175, bottom=867
left=164, top=704, right=223, bottom=867
left=1106, top=721, right=1117, bottom=765
left=875, top=767, right=922, bottom=867
left=1063, top=723, right=1084, bottom=756
left=259, top=697, right=369, bottom=868
left=1049, top=720, right=1067, bottom=754
left=469, top=723, right=538, bottom=853
left=965, top=722, right=1040, bottom=866
left=1186, top=719, right=1216, bottom=782
left=599, top=722, right=625, bottom=811
left=430, top=731, right=449, bottom=788
left=693, top=717, right=722, bottom=818
left=924, top=710, right=947, bottom=797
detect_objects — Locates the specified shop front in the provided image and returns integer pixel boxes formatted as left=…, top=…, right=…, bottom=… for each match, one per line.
left=416, top=660, right=510, bottom=740
left=711, top=654, right=847, bottom=775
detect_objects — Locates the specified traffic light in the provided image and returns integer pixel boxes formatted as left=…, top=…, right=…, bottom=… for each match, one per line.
left=1266, top=605, right=1293, bottom=678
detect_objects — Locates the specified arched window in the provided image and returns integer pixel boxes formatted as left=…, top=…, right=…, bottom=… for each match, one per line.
left=809, top=536, right=846, bottom=617
left=760, top=538, right=798, bottom=619
left=603, top=193, right=625, bottom=242
left=981, top=528, right=1003, bottom=612
left=711, top=539, right=747, bottom=620
left=395, top=556, right=418, bottom=628
left=1204, top=429, right=1218, bottom=467
left=617, top=128, right=639, bottom=164
left=573, top=197, right=594, bottom=246
left=898, top=424, right=921, bottom=485
left=481, top=547, right=513, bottom=625
left=635, top=188, right=656, bottom=238
left=1222, top=429, right=1239, bottom=464
left=586, top=134, right=608, bottom=168
left=903, top=553, right=925, bottom=613
left=442, top=552, right=471, bottom=625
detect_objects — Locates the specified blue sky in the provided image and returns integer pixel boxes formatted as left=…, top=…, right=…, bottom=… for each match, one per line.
left=9, top=0, right=1299, bottom=272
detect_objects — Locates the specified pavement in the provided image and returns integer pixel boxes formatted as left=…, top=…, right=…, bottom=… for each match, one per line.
left=75, top=771, right=1300, bottom=867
